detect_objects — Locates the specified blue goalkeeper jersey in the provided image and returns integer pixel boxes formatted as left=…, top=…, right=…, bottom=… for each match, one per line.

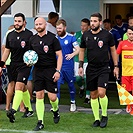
left=57, top=32, right=78, bottom=70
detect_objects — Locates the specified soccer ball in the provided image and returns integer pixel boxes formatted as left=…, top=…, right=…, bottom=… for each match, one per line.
left=23, top=50, right=38, bottom=66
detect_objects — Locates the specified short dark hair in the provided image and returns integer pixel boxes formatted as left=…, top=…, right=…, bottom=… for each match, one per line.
left=48, top=12, right=59, bottom=20
left=103, top=19, right=111, bottom=23
left=81, top=18, right=90, bottom=25
left=14, top=13, right=25, bottom=21
left=115, top=14, right=122, bottom=20
left=90, top=13, right=102, bottom=21
left=127, top=26, right=133, bottom=31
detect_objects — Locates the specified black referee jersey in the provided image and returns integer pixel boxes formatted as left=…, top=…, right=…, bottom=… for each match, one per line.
left=29, top=31, right=61, bottom=68
left=80, top=29, right=115, bottom=67
left=6, top=28, right=33, bottom=63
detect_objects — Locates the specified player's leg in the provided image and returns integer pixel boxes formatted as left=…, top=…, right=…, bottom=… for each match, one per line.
left=122, top=76, right=132, bottom=114
left=49, top=92, right=60, bottom=124
left=98, top=73, right=109, bottom=128
left=87, top=76, right=100, bottom=127
left=6, top=81, right=15, bottom=111
left=6, top=65, right=15, bottom=111
left=33, top=68, right=45, bottom=131
left=34, top=90, right=44, bottom=131
left=7, top=82, right=25, bottom=123
left=65, top=70, right=76, bottom=112
left=27, top=66, right=34, bottom=101
left=84, top=75, right=90, bottom=104
left=75, top=62, right=84, bottom=98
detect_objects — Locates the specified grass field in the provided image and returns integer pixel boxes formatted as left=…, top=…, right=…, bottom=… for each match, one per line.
left=0, top=111, right=133, bottom=133
left=0, top=83, right=131, bottom=133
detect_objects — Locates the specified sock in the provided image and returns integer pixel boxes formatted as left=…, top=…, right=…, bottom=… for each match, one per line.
left=50, top=98, right=59, bottom=111
left=85, top=94, right=90, bottom=99
left=23, top=90, right=33, bottom=111
left=86, top=90, right=90, bottom=95
left=12, top=90, right=23, bottom=111
left=91, top=98, right=100, bottom=121
left=99, top=95, right=108, bottom=117
left=36, top=98, right=44, bottom=123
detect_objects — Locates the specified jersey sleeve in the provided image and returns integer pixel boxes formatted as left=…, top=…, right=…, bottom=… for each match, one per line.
left=72, top=35, right=78, bottom=47
left=108, top=32, right=115, bottom=47
left=80, top=32, right=87, bottom=48
left=5, top=33, right=11, bottom=49
left=53, top=37, right=62, bottom=51
left=117, top=41, right=123, bottom=54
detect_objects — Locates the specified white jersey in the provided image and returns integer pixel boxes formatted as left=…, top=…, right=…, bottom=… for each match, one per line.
left=46, top=22, right=57, bottom=35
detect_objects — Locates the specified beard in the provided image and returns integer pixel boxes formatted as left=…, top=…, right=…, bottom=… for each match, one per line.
left=91, top=25, right=100, bottom=31
left=57, top=30, right=66, bottom=37
left=36, top=27, right=45, bottom=33
left=14, top=25, right=23, bottom=31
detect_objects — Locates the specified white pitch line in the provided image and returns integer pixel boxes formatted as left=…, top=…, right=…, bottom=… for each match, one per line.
left=0, top=129, right=68, bottom=133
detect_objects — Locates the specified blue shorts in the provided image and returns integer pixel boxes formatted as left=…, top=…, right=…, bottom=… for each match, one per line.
left=58, top=69, right=75, bottom=84
left=28, top=66, right=34, bottom=81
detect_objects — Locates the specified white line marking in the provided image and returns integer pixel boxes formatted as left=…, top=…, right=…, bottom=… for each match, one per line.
left=0, top=129, right=68, bottom=133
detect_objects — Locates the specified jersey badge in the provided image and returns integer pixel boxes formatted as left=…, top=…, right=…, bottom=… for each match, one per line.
left=40, top=41, right=42, bottom=44
left=43, top=45, right=49, bottom=53
left=21, top=41, right=26, bottom=48
left=98, top=40, right=103, bottom=48
left=64, top=40, right=68, bottom=45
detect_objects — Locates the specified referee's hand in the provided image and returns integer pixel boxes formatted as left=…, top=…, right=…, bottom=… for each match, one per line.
left=53, top=72, right=60, bottom=82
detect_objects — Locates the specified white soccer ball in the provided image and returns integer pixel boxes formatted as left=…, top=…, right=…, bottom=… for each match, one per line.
left=23, top=50, right=38, bottom=66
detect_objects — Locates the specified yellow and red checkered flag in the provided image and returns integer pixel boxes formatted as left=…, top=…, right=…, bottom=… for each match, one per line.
left=116, top=82, right=133, bottom=105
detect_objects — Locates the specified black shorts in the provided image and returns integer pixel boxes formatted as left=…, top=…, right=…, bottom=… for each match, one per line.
left=86, top=65, right=110, bottom=91
left=33, top=67, right=58, bottom=93
left=10, top=62, right=31, bottom=85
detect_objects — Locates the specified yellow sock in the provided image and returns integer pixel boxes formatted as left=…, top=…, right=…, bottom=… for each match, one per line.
left=91, top=98, right=100, bottom=121
left=23, top=90, right=33, bottom=111
left=99, top=95, right=108, bottom=116
left=36, top=98, right=44, bottom=123
left=50, top=98, right=59, bottom=111
left=12, top=90, right=23, bottom=111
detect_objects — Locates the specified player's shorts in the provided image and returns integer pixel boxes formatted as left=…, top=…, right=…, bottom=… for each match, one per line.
left=86, top=65, right=110, bottom=91
left=74, top=62, right=88, bottom=76
left=10, top=62, right=31, bottom=85
left=33, top=67, right=58, bottom=93
left=121, top=76, right=133, bottom=92
left=28, top=66, right=34, bottom=81
left=58, top=69, right=75, bottom=84
left=6, top=65, right=13, bottom=83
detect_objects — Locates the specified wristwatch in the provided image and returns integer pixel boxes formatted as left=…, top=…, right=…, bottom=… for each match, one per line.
left=56, top=69, right=61, bottom=74
left=114, top=65, right=119, bottom=68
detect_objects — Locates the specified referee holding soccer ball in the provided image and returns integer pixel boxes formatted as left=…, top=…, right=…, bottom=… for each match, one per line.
left=0, top=13, right=33, bottom=123
left=29, top=17, right=62, bottom=131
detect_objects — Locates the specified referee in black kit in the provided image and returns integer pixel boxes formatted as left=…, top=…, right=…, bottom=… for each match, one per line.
left=78, top=13, right=119, bottom=128
left=0, top=13, right=33, bottom=123
left=29, top=17, right=62, bottom=131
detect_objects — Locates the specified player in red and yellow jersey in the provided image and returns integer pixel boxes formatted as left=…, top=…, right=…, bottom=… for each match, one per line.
left=117, top=26, right=133, bottom=115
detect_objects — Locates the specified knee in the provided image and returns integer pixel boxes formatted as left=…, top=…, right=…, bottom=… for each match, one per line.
left=36, top=91, right=44, bottom=99
left=98, top=91, right=106, bottom=98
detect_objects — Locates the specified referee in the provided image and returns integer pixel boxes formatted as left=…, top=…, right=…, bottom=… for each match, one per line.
left=78, top=13, right=119, bottom=128
left=30, top=17, right=62, bottom=131
left=0, top=13, right=33, bottom=123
